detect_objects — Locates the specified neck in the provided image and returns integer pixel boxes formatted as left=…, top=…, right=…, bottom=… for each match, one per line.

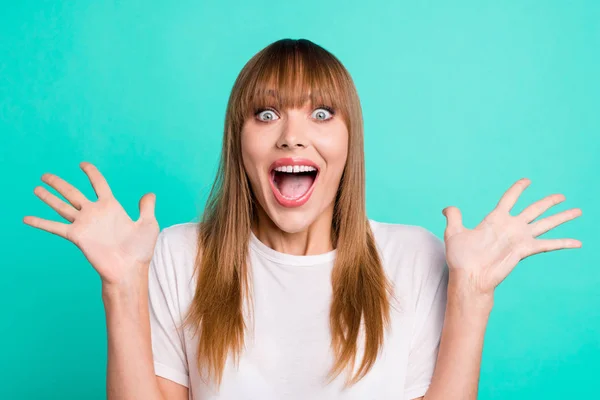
left=251, top=205, right=335, bottom=256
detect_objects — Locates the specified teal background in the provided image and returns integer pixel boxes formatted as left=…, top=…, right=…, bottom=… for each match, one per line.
left=2, top=0, right=598, bottom=399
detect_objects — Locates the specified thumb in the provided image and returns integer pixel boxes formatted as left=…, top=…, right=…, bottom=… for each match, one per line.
left=138, top=192, right=156, bottom=222
left=442, top=206, right=463, bottom=238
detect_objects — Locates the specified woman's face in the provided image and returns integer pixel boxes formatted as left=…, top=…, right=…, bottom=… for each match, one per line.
left=241, top=99, right=349, bottom=234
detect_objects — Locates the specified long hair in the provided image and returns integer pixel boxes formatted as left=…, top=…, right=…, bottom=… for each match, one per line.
left=182, top=38, right=395, bottom=389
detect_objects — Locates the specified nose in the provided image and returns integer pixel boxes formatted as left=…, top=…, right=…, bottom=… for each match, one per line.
left=276, top=112, right=309, bottom=150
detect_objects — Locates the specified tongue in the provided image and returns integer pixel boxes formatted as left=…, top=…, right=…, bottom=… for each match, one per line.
left=276, top=173, right=313, bottom=198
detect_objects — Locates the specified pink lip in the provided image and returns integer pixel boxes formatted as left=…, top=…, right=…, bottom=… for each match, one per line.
left=268, top=157, right=320, bottom=208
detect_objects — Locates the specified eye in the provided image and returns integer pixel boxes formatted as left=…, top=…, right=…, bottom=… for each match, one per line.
left=311, top=106, right=335, bottom=121
left=255, top=108, right=279, bottom=122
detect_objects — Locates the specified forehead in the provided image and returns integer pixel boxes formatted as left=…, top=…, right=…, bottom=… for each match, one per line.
left=251, top=88, right=331, bottom=107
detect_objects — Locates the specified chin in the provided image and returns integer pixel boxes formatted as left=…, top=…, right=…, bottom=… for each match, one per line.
left=266, top=206, right=319, bottom=234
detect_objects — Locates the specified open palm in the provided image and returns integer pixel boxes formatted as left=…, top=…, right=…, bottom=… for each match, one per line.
left=442, top=178, right=582, bottom=295
left=23, top=162, right=159, bottom=286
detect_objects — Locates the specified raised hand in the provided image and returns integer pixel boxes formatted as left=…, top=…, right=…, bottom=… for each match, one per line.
left=23, top=162, right=160, bottom=286
left=441, top=178, right=582, bottom=296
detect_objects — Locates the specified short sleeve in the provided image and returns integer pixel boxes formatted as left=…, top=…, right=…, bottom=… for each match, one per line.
left=403, top=235, right=449, bottom=400
left=148, top=230, right=190, bottom=387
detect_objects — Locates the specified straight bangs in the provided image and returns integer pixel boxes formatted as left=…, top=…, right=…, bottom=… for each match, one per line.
left=230, top=39, right=353, bottom=132
left=189, top=39, right=390, bottom=388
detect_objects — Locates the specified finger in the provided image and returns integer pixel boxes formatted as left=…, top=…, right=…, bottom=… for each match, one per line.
left=33, top=186, right=78, bottom=222
left=495, top=178, right=531, bottom=214
left=530, top=238, right=582, bottom=255
left=138, top=192, right=156, bottom=221
left=530, top=208, right=582, bottom=237
left=22, top=216, right=69, bottom=239
left=80, top=162, right=113, bottom=199
left=442, top=206, right=464, bottom=238
left=518, top=193, right=566, bottom=223
left=41, top=173, right=89, bottom=210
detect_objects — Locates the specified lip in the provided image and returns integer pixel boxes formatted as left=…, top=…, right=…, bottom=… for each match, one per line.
left=268, top=157, right=320, bottom=208
left=268, top=157, right=320, bottom=172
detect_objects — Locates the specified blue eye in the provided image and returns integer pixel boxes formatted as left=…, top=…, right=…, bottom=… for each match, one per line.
left=312, top=106, right=335, bottom=121
left=254, top=105, right=335, bottom=122
left=256, top=109, right=279, bottom=122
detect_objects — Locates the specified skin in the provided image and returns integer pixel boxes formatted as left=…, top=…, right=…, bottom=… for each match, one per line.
left=241, top=100, right=348, bottom=255
left=22, top=130, right=581, bottom=398
left=421, top=179, right=582, bottom=400
left=19, top=100, right=350, bottom=399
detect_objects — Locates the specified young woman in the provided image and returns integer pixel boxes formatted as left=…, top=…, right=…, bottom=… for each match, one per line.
left=24, top=39, right=582, bottom=400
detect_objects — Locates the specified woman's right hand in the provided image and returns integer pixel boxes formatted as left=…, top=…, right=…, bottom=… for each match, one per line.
left=23, top=162, right=160, bottom=287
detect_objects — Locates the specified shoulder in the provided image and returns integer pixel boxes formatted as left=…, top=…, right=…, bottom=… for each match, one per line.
left=148, top=222, right=200, bottom=321
left=369, top=219, right=445, bottom=258
left=368, top=219, right=447, bottom=290
left=158, top=221, right=200, bottom=252
left=152, top=221, right=200, bottom=281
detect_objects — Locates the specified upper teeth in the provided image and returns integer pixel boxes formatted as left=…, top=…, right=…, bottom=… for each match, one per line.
left=274, top=165, right=317, bottom=173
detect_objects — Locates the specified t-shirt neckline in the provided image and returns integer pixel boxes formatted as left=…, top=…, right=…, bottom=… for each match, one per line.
left=249, top=230, right=337, bottom=266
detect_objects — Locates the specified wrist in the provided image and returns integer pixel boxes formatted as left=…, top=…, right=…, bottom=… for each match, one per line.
left=101, top=268, right=149, bottom=304
left=448, top=271, right=495, bottom=315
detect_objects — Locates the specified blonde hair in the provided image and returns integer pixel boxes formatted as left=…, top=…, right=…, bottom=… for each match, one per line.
left=182, top=38, right=395, bottom=389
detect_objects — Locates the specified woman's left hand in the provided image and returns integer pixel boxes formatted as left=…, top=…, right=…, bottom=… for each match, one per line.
left=442, top=178, right=582, bottom=298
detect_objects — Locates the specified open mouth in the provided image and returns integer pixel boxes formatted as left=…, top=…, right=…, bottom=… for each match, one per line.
left=268, top=159, right=319, bottom=208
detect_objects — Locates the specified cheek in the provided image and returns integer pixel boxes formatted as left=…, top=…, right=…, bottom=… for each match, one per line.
left=240, top=129, right=274, bottom=200
left=240, top=131, right=261, bottom=186
left=241, top=126, right=275, bottom=161
left=315, top=127, right=349, bottom=171
left=241, top=130, right=262, bottom=169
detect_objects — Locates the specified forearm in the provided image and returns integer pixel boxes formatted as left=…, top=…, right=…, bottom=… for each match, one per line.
left=102, top=269, right=164, bottom=400
left=423, top=274, right=493, bottom=400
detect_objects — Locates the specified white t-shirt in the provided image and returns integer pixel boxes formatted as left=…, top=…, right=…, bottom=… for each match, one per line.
left=148, top=219, right=449, bottom=400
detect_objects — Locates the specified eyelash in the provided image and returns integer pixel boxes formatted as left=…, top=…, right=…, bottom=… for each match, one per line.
left=254, top=105, right=336, bottom=122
